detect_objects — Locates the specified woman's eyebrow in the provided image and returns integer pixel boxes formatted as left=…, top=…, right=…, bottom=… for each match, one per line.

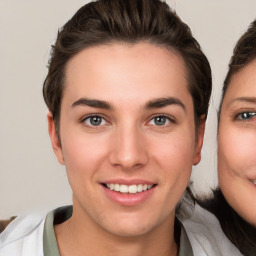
left=228, top=97, right=256, bottom=107
left=145, top=97, right=186, bottom=111
left=71, top=98, right=112, bottom=109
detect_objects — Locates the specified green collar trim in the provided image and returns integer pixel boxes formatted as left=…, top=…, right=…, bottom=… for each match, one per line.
left=179, top=224, right=193, bottom=256
left=43, top=206, right=193, bottom=256
left=43, top=206, right=73, bottom=256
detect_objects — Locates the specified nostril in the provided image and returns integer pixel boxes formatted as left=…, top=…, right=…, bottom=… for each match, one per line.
left=108, top=131, right=149, bottom=168
left=109, top=148, right=149, bottom=168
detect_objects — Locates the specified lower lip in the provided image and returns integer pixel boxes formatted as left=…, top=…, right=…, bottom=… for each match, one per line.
left=101, top=185, right=156, bottom=207
left=249, top=180, right=256, bottom=188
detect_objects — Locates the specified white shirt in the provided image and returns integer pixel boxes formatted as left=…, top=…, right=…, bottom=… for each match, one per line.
left=0, top=193, right=244, bottom=256
left=0, top=214, right=45, bottom=256
left=178, top=192, right=243, bottom=256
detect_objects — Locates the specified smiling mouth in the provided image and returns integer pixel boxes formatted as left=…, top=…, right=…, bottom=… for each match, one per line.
left=250, top=180, right=256, bottom=186
left=103, top=183, right=156, bottom=194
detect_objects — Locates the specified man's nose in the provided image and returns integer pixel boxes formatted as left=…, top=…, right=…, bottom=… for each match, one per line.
left=109, top=125, right=149, bottom=170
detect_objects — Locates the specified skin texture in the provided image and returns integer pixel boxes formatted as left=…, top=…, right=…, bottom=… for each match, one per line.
left=218, top=59, right=256, bottom=227
left=48, top=43, right=205, bottom=256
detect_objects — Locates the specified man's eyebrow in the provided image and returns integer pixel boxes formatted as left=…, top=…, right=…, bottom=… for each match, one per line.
left=145, top=97, right=186, bottom=111
left=228, top=97, right=256, bottom=107
left=71, top=98, right=112, bottom=109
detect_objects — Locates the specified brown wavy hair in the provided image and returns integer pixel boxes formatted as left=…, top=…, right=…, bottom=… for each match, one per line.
left=42, top=0, right=212, bottom=135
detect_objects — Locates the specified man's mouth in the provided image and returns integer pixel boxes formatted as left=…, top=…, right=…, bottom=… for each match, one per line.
left=103, top=183, right=155, bottom=194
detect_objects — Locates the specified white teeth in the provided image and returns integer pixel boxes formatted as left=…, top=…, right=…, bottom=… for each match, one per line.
left=128, top=185, right=137, bottom=194
left=252, top=180, right=256, bottom=185
left=119, top=184, right=129, bottom=193
left=147, top=184, right=153, bottom=189
left=114, top=184, right=120, bottom=191
left=137, top=184, right=143, bottom=192
left=106, top=183, right=154, bottom=194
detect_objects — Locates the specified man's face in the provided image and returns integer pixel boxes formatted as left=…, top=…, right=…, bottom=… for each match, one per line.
left=49, top=43, right=204, bottom=238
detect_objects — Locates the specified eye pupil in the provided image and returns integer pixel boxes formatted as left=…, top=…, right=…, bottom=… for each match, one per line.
left=90, top=116, right=102, bottom=126
left=242, top=113, right=249, bottom=119
left=241, top=112, right=256, bottom=120
left=154, top=116, right=166, bottom=126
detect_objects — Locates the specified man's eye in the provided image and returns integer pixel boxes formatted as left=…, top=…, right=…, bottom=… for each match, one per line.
left=237, top=112, right=256, bottom=120
left=149, top=116, right=171, bottom=126
left=83, top=116, right=107, bottom=126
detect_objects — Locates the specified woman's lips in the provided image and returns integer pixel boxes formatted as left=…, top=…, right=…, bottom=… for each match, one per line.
left=250, top=179, right=256, bottom=185
left=100, top=180, right=157, bottom=206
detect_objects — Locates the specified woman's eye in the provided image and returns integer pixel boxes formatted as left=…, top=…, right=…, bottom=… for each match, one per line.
left=83, top=116, right=107, bottom=126
left=237, top=112, right=256, bottom=120
left=149, top=116, right=171, bottom=126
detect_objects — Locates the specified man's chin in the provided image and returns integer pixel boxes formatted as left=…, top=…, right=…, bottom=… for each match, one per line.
left=100, top=217, right=158, bottom=238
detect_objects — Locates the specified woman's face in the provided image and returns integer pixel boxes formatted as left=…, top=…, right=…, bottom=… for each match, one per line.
left=218, top=59, right=256, bottom=226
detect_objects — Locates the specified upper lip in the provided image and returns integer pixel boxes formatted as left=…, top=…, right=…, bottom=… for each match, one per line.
left=100, top=179, right=156, bottom=185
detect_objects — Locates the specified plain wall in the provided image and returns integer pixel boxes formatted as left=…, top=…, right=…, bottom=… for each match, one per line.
left=0, top=0, right=255, bottom=218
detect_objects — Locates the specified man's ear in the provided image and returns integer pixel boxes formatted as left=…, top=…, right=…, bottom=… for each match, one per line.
left=193, top=115, right=206, bottom=165
left=47, top=112, right=65, bottom=165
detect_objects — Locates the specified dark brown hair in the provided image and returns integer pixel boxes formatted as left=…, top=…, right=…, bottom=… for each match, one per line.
left=218, top=19, right=256, bottom=119
left=43, top=0, right=212, bottom=134
left=197, top=189, right=256, bottom=256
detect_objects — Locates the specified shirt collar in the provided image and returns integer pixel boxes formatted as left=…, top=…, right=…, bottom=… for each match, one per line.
left=43, top=206, right=193, bottom=256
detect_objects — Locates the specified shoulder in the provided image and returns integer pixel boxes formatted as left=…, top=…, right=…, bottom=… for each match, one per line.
left=0, top=213, right=46, bottom=256
left=177, top=191, right=243, bottom=256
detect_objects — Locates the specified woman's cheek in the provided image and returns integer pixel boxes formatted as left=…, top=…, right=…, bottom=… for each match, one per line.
left=219, top=127, right=256, bottom=177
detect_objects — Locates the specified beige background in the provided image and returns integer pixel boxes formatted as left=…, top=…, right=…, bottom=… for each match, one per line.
left=0, top=0, right=255, bottom=218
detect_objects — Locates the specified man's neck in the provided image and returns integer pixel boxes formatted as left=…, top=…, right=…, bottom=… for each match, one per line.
left=54, top=209, right=178, bottom=256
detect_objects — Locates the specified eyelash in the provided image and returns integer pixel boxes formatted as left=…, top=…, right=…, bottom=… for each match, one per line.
left=147, top=114, right=175, bottom=126
left=80, top=113, right=175, bottom=128
left=235, top=112, right=256, bottom=121
left=81, top=114, right=109, bottom=127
